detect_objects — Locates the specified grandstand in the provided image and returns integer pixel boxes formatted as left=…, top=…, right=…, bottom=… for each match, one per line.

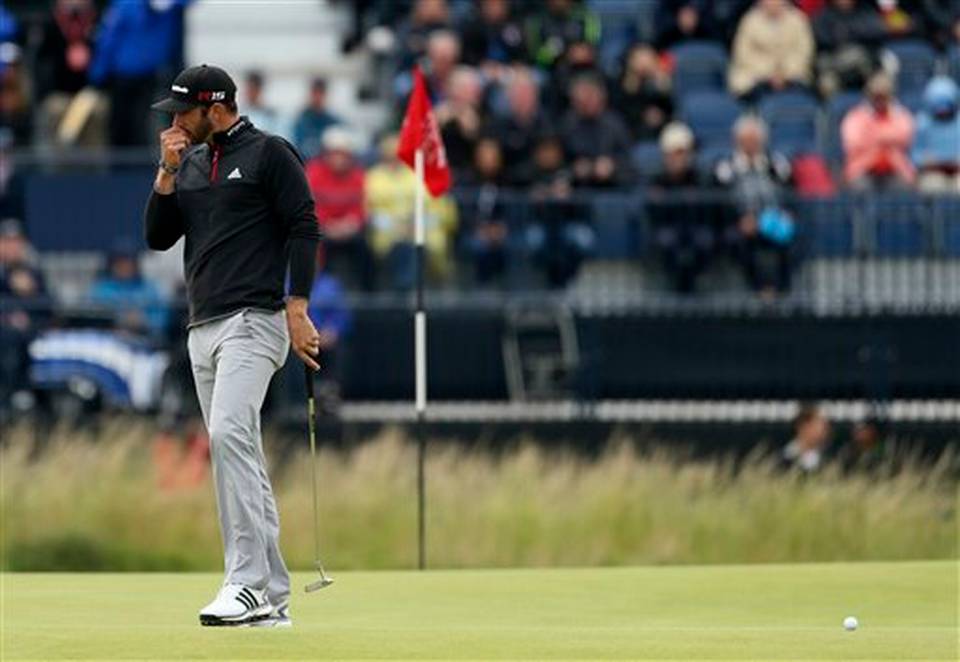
left=1, top=0, right=959, bottom=446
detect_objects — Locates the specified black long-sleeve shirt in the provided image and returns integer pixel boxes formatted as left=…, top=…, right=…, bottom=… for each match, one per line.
left=144, top=117, right=321, bottom=326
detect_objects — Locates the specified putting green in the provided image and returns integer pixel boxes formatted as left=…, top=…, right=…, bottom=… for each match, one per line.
left=2, top=561, right=956, bottom=660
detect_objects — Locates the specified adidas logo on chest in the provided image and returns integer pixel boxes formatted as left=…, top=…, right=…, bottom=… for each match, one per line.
left=226, top=167, right=243, bottom=180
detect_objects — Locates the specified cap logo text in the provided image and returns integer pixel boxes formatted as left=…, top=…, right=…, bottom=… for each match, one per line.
left=172, top=84, right=189, bottom=93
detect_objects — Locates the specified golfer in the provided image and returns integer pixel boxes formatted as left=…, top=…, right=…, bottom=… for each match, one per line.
left=144, top=65, right=321, bottom=627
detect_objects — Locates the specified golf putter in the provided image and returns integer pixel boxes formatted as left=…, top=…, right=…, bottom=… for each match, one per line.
left=304, top=364, right=334, bottom=592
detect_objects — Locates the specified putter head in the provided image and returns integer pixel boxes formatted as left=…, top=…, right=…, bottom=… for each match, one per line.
left=305, top=562, right=334, bottom=593
left=305, top=576, right=334, bottom=592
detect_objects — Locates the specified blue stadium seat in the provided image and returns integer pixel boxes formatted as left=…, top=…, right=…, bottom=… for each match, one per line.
left=795, top=197, right=854, bottom=257
left=757, top=90, right=819, bottom=156
left=823, top=91, right=863, bottom=166
left=899, top=91, right=924, bottom=114
left=933, top=198, right=960, bottom=257
left=885, top=40, right=936, bottom=95
left=631, top=141, right=663, bottom=181
left=679, top=90, right=741, bottom=148
left=591, top=193, right=640, bottom=258
left=589, top=0, right=656, bottom=71
left=695, top=142, right=731, bottom=177
left=670, top=41, right=728, bottom=98
left=948, top=46, right=960, bottom=86
left=873, top=194, right=926, bottom=257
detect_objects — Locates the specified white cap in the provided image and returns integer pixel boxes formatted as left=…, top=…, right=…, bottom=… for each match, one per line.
left=322, top=126, right=354, bottom=153
left=659, top=122, right=694, bottom=153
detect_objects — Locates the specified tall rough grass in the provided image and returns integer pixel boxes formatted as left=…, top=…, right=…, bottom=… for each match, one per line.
left=1, top=421, right=956, bottom=571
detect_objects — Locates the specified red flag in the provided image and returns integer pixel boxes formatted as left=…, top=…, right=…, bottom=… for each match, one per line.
left=397, top=66, right=452, bottom=197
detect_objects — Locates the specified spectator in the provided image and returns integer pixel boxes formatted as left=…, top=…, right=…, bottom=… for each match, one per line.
left=559, top=74, right=633, bottom=188
left=89, top=247, right=169, bottom=338
left=366, top=133, right=459, bottom=289
left=609, top=43, right=674, bottom=143
left=841, top=72, right=915, bottom=190
left=728, top=0, right=815, bottom=101
left=912, top=77, right=960, bottom=193
left=486, top=68, right=553, bottom=186
left=876, top=0, right=922, bottom=39
left=434, top=66, right=485, bottom=180
left=542, top=39, right=602, bottom=118
left=396, top=0, right=452, bottom=69
left=525, top=0, right=602, bottom=71
left=305, top=127, right=375, bottom=290
left=460, top=0, right=527, bottom=71
left=920, top=0, right=960, bottom=48
left=647, top=123, right=719, bottom=294
left=715, top=115, right=795, bottom=295
left=0, top=219, right=51, bottom=413
left=35, top=0, right=108, bottom=148
left=395, top=29, right=462, bottom=108
left=462, top=137, right=511, bottom=284
left=242, top=70, right=286, bottom=138
left=813, top=0, right=885, bottom=97
left=293, top=78, right=343, bottom=161
left=307, top=263, right=352, bottom=415
left=655, top=0, right=716, bottom=50
left=0, top=46, right=32, bottom=147
left=839, top=416, right=886, bottom=473
left=525, top=134, right=594, bottom=288
left=89, top=0, right=190, bottom=146
left=780, top=403, right=832, bottom=473
left=0, top=132, right=25, bottom=220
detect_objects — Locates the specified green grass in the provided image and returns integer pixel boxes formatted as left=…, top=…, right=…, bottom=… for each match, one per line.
left=2, top=423, right=957, bottom=571
left=1, top=562, right=956, bottom=660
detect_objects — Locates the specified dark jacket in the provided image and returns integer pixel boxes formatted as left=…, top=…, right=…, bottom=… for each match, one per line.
left=144, top=117, right=320, bottom=326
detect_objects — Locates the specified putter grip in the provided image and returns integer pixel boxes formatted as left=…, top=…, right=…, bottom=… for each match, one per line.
left=304, top=363, right=315, bottom=399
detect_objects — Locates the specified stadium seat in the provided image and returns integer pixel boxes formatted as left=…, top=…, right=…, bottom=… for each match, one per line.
left=795, top=197, right=854, bottom=257
left=591, top=193, right=640, bottom=258
left=885, top=40, right=936, bottom=95
left=948, top=45, right=960, bottom=86
left=679, top=90, right=741, bottom=148
left=631, top=141, right=663, bottom=181
left=670, top=41, right=728, bottom=98
left=933, top=198, right=960, bottom=257
left=589, top=0, right=656, bottom=73
left=873, top=194, right=927, bottom=257
left=757, top=90, right=819, bottom=156
left=823, top=91, right=863, bottom=166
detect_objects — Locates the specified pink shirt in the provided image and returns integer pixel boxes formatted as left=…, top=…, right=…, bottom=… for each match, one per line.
left=841, top=102, right=915, bottom=184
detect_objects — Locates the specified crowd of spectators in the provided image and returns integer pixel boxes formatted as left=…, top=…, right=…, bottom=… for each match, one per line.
left=1, top=0, right=958, bottom=422
left=349, top=0, right=960, bottom=294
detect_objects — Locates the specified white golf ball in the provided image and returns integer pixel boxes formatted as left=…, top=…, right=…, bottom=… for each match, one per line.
left=843, top=616, right=859, bottom=631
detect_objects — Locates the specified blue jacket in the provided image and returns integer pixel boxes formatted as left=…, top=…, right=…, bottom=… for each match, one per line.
left=89, top=0, right=190, bottom=84
left=913, top=77, right=960, bottom=168
left=308, top=274, right=351, bottom=339
left=89, top=277, right=169, bottom=337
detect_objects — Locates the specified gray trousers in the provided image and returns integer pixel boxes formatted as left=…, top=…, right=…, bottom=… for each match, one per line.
left=187, top=309, right=290, bottom=605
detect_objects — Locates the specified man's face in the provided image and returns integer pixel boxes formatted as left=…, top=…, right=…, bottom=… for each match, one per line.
left=310, top=87, right=326, bottom=111
left=799, top=415, right=831, bottom=449
left=173, top=105, right=213, bottom=144
left=737, top=124, right=765, bottom=156
left=664, top=147, right=691, bottom=176
left=0, top=235, right=26, bottom=265
left=326, top=149, right=352, bottom=173
left=111, top=256, right=138, bottom=281
left=572, top=82, right=604, bottom=118
left=481, top=0, right=508, bottom=23
left=509, top=78, right=538, bottom=118
left=246, top=80, right=262, bottom=106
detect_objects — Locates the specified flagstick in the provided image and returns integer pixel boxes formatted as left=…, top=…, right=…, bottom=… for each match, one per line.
left=414, top=148, right=427, bottom=571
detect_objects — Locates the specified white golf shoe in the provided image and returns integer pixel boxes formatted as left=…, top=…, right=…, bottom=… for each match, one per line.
left=250, top=603, right=293, bottom=628
left=199, top=584, right=272, bottom=626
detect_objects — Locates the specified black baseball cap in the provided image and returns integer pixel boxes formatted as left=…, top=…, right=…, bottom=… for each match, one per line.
left=151, top=64, right=237, bottom=113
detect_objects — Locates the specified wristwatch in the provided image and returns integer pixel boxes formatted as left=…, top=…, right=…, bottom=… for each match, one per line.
left=158, top=159, right=179, bottom=175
